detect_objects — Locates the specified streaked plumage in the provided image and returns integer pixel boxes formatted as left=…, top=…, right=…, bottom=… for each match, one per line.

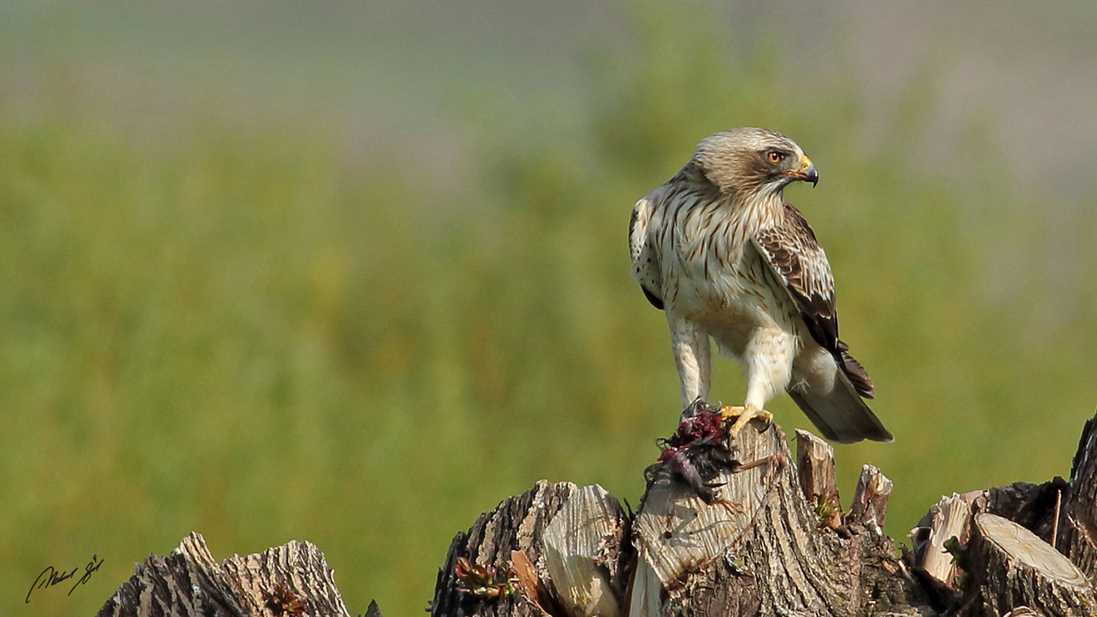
left=629, top=128, right=891, bottom=443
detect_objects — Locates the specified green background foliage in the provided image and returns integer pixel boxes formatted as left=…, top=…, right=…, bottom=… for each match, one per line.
left=3, top=3, right=1096, bottom=616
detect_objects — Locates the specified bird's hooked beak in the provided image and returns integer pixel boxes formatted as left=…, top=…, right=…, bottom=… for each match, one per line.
left=785, top=155, right=818, bottom=187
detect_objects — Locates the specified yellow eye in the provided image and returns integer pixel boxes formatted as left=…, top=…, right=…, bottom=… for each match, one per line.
left=768, top=151, right=785, bottom=164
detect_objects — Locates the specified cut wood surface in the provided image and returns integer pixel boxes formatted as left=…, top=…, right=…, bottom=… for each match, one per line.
left=966, top=513, right=1096, bottom=617
left=542, top=484, right=628, bottom=617
left=912, top=492, right=974, bottom=589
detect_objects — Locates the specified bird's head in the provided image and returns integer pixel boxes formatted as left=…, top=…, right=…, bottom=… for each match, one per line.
left=693, top=128, right=817, bottom=197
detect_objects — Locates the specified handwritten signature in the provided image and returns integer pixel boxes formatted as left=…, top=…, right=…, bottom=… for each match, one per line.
left=26, top=555, right=104, bottom=604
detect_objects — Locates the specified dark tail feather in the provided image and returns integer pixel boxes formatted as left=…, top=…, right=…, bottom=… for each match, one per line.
left=835, top=340, right=874, bottom=399
left=840, top=352, right=874, bottom=399
left=788, top=370, right=892, bottom=444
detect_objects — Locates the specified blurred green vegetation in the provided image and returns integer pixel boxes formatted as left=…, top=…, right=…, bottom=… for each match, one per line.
left=4, top=5, right=1097, bottom=617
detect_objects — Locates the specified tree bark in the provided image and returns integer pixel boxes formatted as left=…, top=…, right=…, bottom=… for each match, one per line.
left=95, top=532, right=352, bottom=617
left=965, top=513, right=1096, bottom=616
left=847, top=464, right=893, bottom=532
left=96, top=407, right=1097, bottom=617
left=1057, top=414, right=1097, bottom=584
left=795, top=429, right=842, bottom=529
left=628, top=415, right=904, bottom=617
left=428, top=479, right=619, bottom=617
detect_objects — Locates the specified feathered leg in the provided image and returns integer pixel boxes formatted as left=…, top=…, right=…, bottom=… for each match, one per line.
left=721, top=327, right=794, bottom=438
left=669, top=316, right=712, bottom=407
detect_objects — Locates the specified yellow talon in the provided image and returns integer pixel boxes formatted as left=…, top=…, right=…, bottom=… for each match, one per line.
left=719, top=405, right=774, bottom=439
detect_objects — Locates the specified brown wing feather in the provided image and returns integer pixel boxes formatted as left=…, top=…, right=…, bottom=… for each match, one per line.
left=752, top=203, right=875, bottom=398
left=753, top=203, right=838, bottom=350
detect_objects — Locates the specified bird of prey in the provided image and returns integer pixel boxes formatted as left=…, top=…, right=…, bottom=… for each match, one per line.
left=629, top=128, right=891, bottom=443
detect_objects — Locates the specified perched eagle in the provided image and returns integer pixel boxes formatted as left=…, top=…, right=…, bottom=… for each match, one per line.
left=629, top=128, right=891, bottom=443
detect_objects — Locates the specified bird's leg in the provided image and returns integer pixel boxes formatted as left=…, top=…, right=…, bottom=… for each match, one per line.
left=719, top=405, right=774, bottom=439
left=722, top=330, right=788, bottom=438
left=670, top=319, right=712, bottom=406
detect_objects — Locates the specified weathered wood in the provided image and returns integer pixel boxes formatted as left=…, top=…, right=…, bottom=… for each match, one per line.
left=911, top=492, right=975, bottom=590
left=430, top=479, right=581, bottom=617
left=796, top=428, right=842, bottom=529
left=630, top=420, right=787, bottom=615
left=629, top=411, right=907, bottom=617
left=999, top=608, right=1043, bottom=617
left=847, top=464, right=893, bottom=532
left=902, top=411, right=1097, bottom=615
left=1055, top=414, right=1097, bottom=585
left=981, top=481, right=1061, bottom=537
left=965, top=513, right=1096, bottom=617
left=542, top=484, right=629, bottom=617
left=96, top=408, right=1097, bottom=617
left=95, top=532, right=351, bottom=617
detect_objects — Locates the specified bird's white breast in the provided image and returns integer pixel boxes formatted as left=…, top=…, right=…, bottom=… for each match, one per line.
left=658, top=196, right=801, bottom=360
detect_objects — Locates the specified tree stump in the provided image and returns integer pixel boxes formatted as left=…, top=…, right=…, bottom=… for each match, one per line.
left=965, top=513, right=1096, bottom=616
left=630, top=413, right=865, bottom=616
left=542, top=485, right=629, bottom=617
left=95, top=532, right=352, bottom=617
left=795, top=429, right=842, bottom=529
left=847, top=464, right=893, bottom=532
left=910, top=492, right=975, bottom=591
left=428, top=479, right=631, bottom=617
left=430, top=404, right=920, bottom=617
left=95, top=407, right=1097, bottom=617
left=1057, top=414, right=1097, bottom=583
